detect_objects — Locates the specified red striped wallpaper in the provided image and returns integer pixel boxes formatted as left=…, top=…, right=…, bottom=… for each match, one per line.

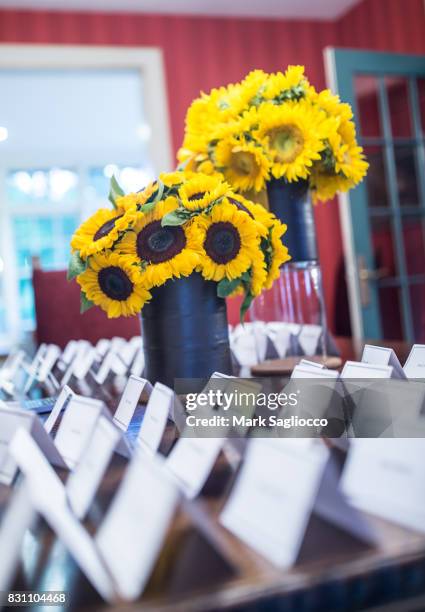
left=0, top=0, right=424, bottom=331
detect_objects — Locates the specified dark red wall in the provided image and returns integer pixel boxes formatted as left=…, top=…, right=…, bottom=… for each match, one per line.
left=0, top=0, right=424, bottom=332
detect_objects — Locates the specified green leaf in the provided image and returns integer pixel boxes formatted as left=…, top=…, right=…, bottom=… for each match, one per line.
left=140, top=200, right=156, bottom=214
left=240, top=292, right=254, bottom=323
left=67, top=251, right=86, bottom=281
left=161, top=210, right=188, bottom=226
left=153, top=178, right=165, bottom=203
left=80, top=292, right=94, bottom=314
left=108, top=174, right=125, bottom=208
left=217, top=277, right=241, bottom=298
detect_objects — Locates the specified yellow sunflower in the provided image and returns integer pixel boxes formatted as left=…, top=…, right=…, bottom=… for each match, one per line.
left=263, top=65, right=307, bottom=100
left=333, top=120, right=369, bottom=182
left=160, top=170, right=197, bottom=187
left=77, top=251, right=151, bottom=318
left=215, top=136, right=270, bottom=192
left=314, top=89, right=353, bottom=123
left=251, top=255, right=268, bottom=296
left=264, top=221, right=291, bottom=289
left=310, top=169, right=355, bottom=204
left=71, top=207, right=138, bottom=259
left=117, top=197, right=201, bottom=288
left=225, top=193, right=269, bottom=238
left=116, top=181, right=158, bottom=212
left=178, top=174, right=229, bottom=211
left=193, top=200, right=261, bottom=282
left=255, top=101, right=328, bottom=182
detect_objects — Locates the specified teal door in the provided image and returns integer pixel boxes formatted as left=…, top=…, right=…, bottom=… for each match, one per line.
left=326, top=49, right=425, bottom=343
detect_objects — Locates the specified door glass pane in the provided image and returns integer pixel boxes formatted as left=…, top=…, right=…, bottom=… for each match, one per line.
left=364, top=145, right=389, bottom=207
left=386, top=76, right=412, bottom=138
left=410, top=284, right=425, bottom=343
left=394, top=145, right=420, bottom=207
left=403, top=216, right=425, bottom=276
left=354, top=75, right=382, bottom=138
left=371, top=216, right=397, bottom=277
left=378, top=286, right=403, bottom=340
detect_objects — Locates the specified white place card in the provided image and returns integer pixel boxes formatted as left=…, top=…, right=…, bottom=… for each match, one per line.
left=9, top=429, right=115, bottom=602
left=0, top=482, right=36, bottom=592
left=66, top=416, right=121, bottom=519
left=299, top=359, right=325, bottom=369
left=44, top=385, right=74, bottom=434
left=73, top=347, right=97, bottom=381
left=137, top=383, right=172, bottom=455
left=37, top=344, right=61, bottom=383
left=0, top=404, right=66, bottom=485
left=166, top=436, right=224, bottom=499
left=54, top=395, right=106, bottom=469
left=292, top=365, right=338, bottom=379
left=403, top=344, right=425, bottom=378
left=61, top=340, right=79, bottom=365
left=220, top=439, right=329, bottom=567
left=341, top=360, right=393, bottom=379
left=361, top=344, right=406, bottom=379
left=341, top=438, right=425, bottom=534
left=61, top=342, right=91, bottom=386
left=298, top=325, right=323, bottom=356
left=95, top=451, right=180, bottom=601
left=0, top=349, right=26, bottom=382
left=96, top=339, right=110, bottom=358
left=113, top=375, right=152, bottom=432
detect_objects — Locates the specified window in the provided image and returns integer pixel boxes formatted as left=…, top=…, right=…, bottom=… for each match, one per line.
left=0, top=47, right=171, bottom=350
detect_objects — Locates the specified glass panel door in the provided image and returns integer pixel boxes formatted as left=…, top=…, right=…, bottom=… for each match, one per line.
left=326, top=49, right=425, bottom=343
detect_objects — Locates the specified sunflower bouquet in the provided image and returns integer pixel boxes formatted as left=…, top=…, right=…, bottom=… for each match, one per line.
left=68, top=171, right=290, bottom=320
left=178, top=66, right=368, bottom=203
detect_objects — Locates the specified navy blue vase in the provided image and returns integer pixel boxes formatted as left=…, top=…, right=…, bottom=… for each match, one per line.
left=140, top=273, right=233, bottom=388
left=266, top=178, right=318, bottom=263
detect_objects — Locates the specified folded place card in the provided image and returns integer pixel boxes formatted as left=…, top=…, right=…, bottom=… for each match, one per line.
left=298, top=325, right=323, bottom=356
left=341, top=360, right=394, bottom=379
left=36, top=344, right=61, bottom=383
left=136, top=382, right=173, bottom=455
left=54, top=395, right=107, bottom=469
left=113, top=375, right=152, bottom=432
left=95, top=451, right=181, bottom=601
left=73, top=347, right=97, bottom=381
left=0, top=404, right=66, bottom=485
left=66, top=416, right=121, bottom=519
left=361, top=344, right=406, bottom=379
left=9, top=429, right=115, bottom=602
left=130, top=347, right=145, bottom=378
left=166, top=437, right=225, bottom=499
left=220, top=438, right=375, bottom=568
left=44, top=385, right=74, bottom=434
left=0, top=481, right=37, bottom=592
left=220, top=439, right=329, bottom=567
left=61, top=343, right=91, bottom=386
left=61, top=340, right=80, bottom=365
left=299, top=359, right=325, bottom=369
left=403, top=344, right=425, bottom=379
left=341, top=438, right=425, bottom=534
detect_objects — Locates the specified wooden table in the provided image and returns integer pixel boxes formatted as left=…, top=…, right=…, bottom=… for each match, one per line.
left=3, top=413, right=425, bottom=611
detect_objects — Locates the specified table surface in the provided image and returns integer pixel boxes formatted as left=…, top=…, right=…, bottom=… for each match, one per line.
left=2, top=404, right=425, bottom=612
left=1, top=336, right=423, bottom=611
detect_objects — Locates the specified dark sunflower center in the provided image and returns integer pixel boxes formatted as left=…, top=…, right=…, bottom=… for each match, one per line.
left=188, top=191, right=206, bottom=201
left=228, top=197, right=254, bottom=219
left=93, top=215, right=123, bottom=241
left=136, top=220, right=186, bottom=264
left=98, top=266, right=133, bottom=301
left=204, top=222, right=241, bottom=264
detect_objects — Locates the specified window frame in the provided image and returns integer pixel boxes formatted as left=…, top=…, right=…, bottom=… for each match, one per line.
left=0, top=44, right=173, bottom=351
